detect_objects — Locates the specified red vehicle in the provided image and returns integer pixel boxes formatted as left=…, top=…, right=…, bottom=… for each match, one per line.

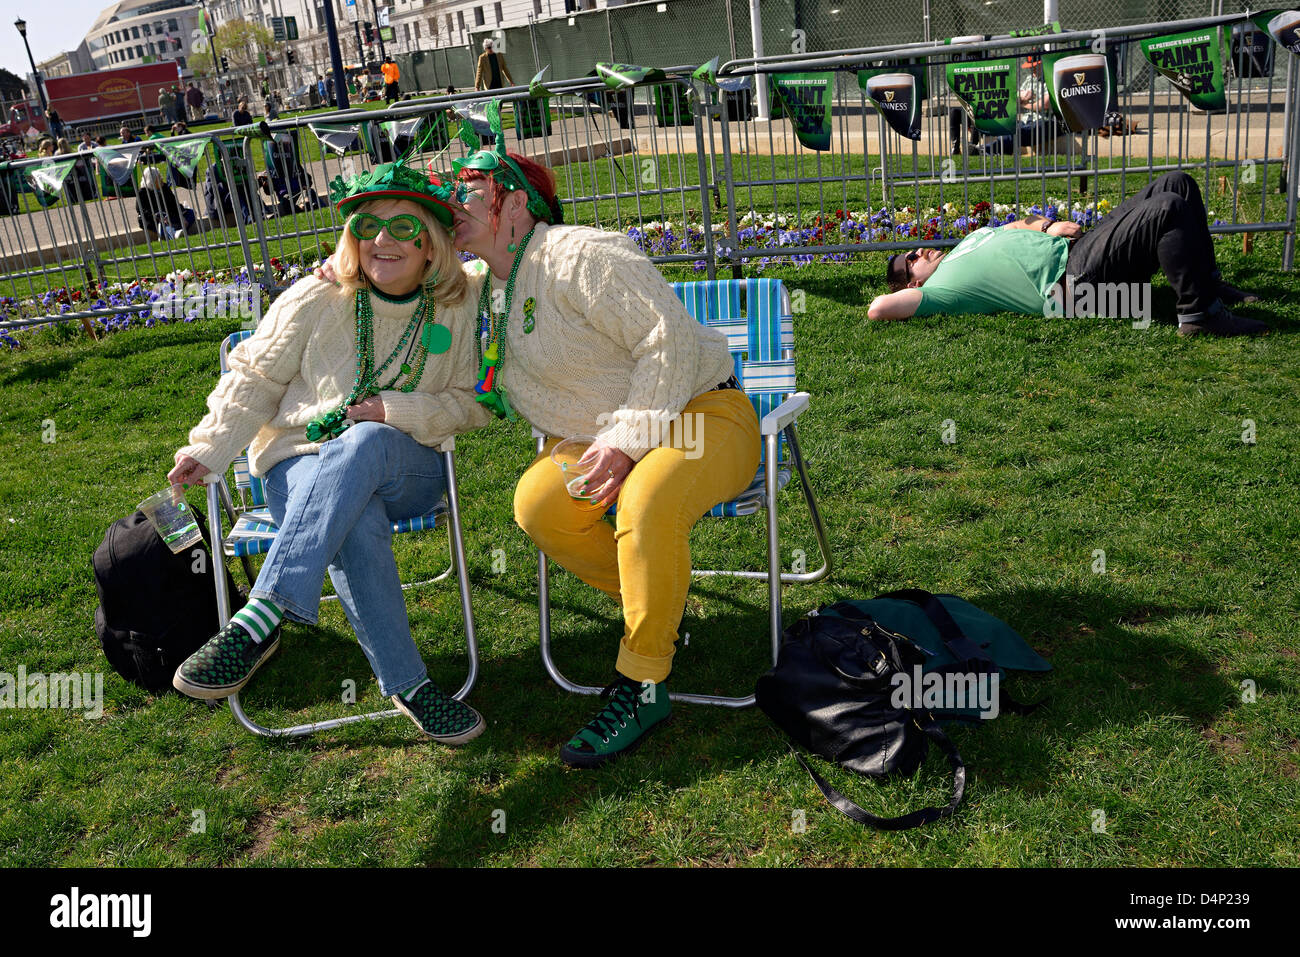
left=44, top=62, right=182, bottom=125
left=0, top=101, right=46, bottom=139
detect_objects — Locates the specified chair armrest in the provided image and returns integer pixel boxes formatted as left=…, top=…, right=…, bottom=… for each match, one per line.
left=437, top=436, right=457, bottom=452
left=760, top=392, right=810, bottom=436
left=531, top=426, right=546, bottom=440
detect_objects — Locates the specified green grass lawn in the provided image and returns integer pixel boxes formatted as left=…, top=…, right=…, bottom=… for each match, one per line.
left=2, top=226, right=1298, bottom=864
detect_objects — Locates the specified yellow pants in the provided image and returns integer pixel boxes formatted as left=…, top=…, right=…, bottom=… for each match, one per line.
left=513, top=388, right=760, bottom=683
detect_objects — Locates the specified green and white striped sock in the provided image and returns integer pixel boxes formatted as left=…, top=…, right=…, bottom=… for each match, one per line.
left=230, top=598, right=283, bottom=644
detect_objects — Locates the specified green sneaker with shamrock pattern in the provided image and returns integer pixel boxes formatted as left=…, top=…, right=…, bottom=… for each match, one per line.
left=173, top=620, right=280, bottom=699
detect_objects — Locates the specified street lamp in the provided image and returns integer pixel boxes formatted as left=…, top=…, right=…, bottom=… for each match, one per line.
left=14, top=18, right=50, bottom=117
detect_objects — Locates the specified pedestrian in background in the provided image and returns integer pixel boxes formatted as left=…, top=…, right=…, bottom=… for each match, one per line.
left=474, top=39, right=513, bottom=91
left=382, top=59, right=401, bottom=104
left=186, top=82, right=205, bottom=122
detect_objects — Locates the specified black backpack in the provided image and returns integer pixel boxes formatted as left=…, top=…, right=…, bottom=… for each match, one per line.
left=92, top=504, right=245, bottom=692
left=756, top=589, right=1048, bottom=830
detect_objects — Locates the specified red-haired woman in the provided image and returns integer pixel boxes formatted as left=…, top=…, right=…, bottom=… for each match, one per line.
left=446, top=143, right=759, bottom=768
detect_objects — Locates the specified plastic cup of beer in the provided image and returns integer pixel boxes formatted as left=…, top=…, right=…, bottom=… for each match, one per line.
left=138, top=486, right=202, bottom=553
left=551, top=435, right=600, bottom=501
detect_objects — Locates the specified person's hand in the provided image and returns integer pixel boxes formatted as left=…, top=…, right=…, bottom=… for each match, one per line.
left=1048, top=220, right=1082, bottom=239
left=314, top=253, right=341, bottom=284
left=575, top=441, right=635, bottom=508
left=345, top=395, right=386, bottom=423
left=168, top=452, right=209, bottom=489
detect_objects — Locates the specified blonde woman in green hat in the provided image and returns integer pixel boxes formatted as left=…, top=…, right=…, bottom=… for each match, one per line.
left=167, top=161, right=492, bottom=745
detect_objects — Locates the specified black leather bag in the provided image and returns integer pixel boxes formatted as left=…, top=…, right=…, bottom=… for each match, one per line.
left=757, top=590, right=1025, bottom=830
left=92, top=505, right=244, bottom=693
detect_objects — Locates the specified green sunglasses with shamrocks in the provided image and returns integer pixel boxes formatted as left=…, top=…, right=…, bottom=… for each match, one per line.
left=348, top=212, right=426, bottom=242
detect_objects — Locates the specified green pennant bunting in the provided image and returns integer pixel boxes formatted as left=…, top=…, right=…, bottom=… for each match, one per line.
left=1140, top=27, right=1231, bottom=112
left=528, top=66, right=552, bottom=98
left=158, top=139, right=207, bottom=178
left=310, top=122, right=370, bottom=155
left=946, top=56, right=1021, bottom=136
left=596, top=62, right=667, bottom=89
left=92, top=144, right=142, bottom=186
left=692, top=56, right=720, bottom=88
left=231, top=120, right=274, bottom=141
left=381, top=116, right=425, bottom=147
left=27, top=158, right=77, bottom=197
left=771, top=72, right=834, bottom=150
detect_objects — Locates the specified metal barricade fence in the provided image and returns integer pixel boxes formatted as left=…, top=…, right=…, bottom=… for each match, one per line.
left=2, top=8, right=1297, bottom=340
left=709, top=10, right=1298, bottom=273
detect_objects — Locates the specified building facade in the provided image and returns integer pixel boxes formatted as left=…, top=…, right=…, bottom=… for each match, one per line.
left=83, top=0, right=202, bottom=76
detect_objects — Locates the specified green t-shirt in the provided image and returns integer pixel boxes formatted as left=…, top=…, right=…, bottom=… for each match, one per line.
left=915, top=227, right=1070, bottom=317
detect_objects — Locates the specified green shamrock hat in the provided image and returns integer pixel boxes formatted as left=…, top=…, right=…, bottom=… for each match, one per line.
left=331, top=160, right=460, bottom=227
left=447, top=99, right=558, bottom=224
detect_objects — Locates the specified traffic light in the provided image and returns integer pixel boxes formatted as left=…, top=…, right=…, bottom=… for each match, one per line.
left=287, top=49, right=296, bottom=65
left=364, top=22, right=374, bottom=44
left=220, top=55, right=229, bottom=72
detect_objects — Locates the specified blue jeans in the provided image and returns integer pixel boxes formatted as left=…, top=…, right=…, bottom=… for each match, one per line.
left=254, top=421, right=447, bottom=697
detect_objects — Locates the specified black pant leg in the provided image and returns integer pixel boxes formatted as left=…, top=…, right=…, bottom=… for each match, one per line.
left=1067, top=191, right=1219, bottom=317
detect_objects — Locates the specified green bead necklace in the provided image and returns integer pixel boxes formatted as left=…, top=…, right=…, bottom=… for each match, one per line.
left=474, top=224, right=537, bottom=419
left=305, top=288, right=438, bottom=442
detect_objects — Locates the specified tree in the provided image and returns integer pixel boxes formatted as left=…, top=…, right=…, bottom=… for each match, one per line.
left=0, top=67, right=28, bottom=101
left=188, top=18, right=274, bottom=77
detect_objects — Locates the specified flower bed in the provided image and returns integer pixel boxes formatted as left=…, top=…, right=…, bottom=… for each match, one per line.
left=624, top=197, right=1114, bottom=271
left=1, top=260, right=312, bottom=350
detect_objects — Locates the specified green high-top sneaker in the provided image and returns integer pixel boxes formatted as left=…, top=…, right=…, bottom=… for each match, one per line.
left=560, top=675, right=671, bottom=769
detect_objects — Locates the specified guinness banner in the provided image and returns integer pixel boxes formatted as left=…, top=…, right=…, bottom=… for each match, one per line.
left=1266, top=10, right=1300, bottom=55
left=771, top=72, right=834, bottom=151
left=1140, top=28, right=1231, bottom=113
left=858, top=67, right=928, bottom=140
left=945, top=57, right=1019, bottom=137
left=1042, top=48, right=1112, bottom=132
left=1232, top=21, right=1275, bottom=77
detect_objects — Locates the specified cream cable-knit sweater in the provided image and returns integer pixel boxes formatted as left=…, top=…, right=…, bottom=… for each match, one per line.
left=481, top=222, right=734, bottom=461
left=179, top=276, right=490, bottom=477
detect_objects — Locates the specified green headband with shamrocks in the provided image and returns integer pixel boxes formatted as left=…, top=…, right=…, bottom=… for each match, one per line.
left=448, top=99, right=557, bottom=224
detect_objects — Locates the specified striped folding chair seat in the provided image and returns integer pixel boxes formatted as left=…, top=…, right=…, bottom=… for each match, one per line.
left=535, top=277, right=831, bottom=708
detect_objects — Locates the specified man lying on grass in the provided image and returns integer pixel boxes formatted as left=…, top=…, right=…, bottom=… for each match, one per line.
left=867, top=171, right=1267, bottom=337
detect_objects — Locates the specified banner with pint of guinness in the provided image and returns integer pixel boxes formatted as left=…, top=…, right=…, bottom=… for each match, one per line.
left=1265, top=10, right=1300, bottom=55
left=1042, top=48, right=1112, bottom=132
left=857, top=66, right=928, bottom=141
left=1140, top=27, right=1232, bottom=112
left=771, top=72, right=834, bottom=151
left=1232, top=21, right=1275, bottom=77
left=945, top=57, right=1019, bottom=137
